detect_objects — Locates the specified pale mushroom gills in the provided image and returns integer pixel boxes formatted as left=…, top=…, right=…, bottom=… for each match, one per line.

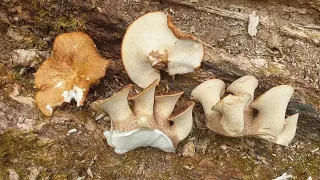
left=91, top=80, right=195, bottom=154
left=122, top=11, right=204, bottom=88
left=191, top=75, right=299, bottom=146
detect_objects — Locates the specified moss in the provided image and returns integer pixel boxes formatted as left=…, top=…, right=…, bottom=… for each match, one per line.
left=0, top=131, right=49, bottom=178
left=55, top=17, right=86, bottom=34
left=31, top=1, right=87, bottom=36
left=11, top=69, right=35, bottom=94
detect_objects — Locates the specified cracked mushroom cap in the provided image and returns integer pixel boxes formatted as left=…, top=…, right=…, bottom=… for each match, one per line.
left=35, top=32, right=110, bottom=116
left=122, top=11, right=204, bottom=88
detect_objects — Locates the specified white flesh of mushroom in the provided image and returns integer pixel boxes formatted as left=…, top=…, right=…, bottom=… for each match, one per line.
left=122, top=12, right=204, bottom=88
left=104, top=129, right=175, bottom=154
left=61, top=85, right=84, bottom=107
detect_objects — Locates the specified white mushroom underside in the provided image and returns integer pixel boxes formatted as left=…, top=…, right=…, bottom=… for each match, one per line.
left=122, top=12, right=204, bottom=88
left=104, top=129, right=175, bottom=154
left=61, top=85, right=84, bottom=106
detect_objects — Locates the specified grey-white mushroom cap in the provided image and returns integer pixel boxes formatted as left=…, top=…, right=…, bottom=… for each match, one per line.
left=122, top=11, right=204, bottom=88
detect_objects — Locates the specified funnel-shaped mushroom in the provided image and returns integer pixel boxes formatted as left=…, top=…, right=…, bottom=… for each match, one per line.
left=191, top=76, right=299, bottom=146
left=190, top=79, right=225, bottom=116
left=122, top=11, right=204, bottom=88
left=91, top=80, right=195, bottom=154
left=250, top=85, right=294, bottom=141
left=34, top=32, right=110, bottom=116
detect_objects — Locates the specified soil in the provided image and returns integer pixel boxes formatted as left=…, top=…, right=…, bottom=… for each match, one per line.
left=0, top=0, right=319, bottom=179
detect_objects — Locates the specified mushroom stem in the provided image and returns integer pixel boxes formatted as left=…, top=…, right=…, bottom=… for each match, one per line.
left=148, top=50, right=169, bottom=70
left=190, top=79, right=225, bottom=116
left=275, top=113, right=299, bottom=146
left=250, top=85, right=294, bottom=140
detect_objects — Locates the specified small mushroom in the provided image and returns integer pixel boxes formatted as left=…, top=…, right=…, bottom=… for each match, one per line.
left=191, top=75, right=299, bottom=146
left=90, top=80, right=195, bottom=154
left=122, top=11, right=204, bottom=88
left=34, top=32, right=110, bottom=116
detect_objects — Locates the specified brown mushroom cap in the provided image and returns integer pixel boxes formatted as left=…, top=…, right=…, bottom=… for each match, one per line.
left=122, top=11, right=204, bottom=88
left=35, top=32, right=110, bottom=116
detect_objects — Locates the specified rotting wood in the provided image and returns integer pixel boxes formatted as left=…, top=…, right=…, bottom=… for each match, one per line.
left=166, top=0, right=320, bottom=44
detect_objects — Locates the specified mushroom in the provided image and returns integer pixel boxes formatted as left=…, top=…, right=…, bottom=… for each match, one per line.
left=249, top=85, right=296, bottom=141
left=34, top=32, right=110, bottom=116
left=121, top=11, right=204, bottom=88
left=191, top=75, right=299, bottom=146
left=90, top=80, right=195, bottom=154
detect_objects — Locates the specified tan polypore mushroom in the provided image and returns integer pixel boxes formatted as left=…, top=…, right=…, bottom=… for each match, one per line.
left=191, top=75, right=299, bottom=146
left=122, top=11, right=204, bottom=88
left=34, top=32, right=110, bottom=116
left=90, top=80, right=195, bottom=154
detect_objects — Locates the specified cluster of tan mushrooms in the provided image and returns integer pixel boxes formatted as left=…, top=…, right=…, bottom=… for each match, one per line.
left=191, top=75, right=299, bottom=146
left=34, top=12, right=299, bottom=153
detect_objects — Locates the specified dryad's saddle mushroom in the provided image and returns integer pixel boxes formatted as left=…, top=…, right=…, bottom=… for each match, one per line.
left=191, top=75, right=299, bottom=146
left=122, top=11, right=204, bottom=88
left=91, top=80, right=194, bottom=154
left=34, top=32, right=110, bottom=116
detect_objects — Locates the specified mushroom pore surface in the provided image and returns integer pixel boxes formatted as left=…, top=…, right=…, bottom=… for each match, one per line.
left=122, top=11, right=204, bottom=88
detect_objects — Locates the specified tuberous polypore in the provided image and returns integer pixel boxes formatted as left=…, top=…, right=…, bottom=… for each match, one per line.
left=91, top=80, right=195, bottom=153
left=191, top=75, right=299, bottom=146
